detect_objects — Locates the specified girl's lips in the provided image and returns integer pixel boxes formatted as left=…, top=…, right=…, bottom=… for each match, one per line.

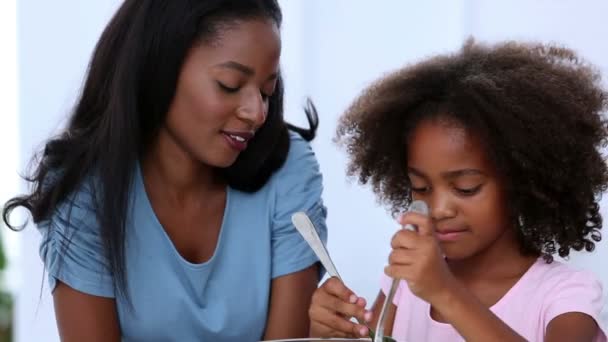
left=435, top=229, right=469, bottom=242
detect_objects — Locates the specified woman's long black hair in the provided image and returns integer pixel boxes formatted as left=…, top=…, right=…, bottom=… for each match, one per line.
left=2, top=0, right=318, bottom=300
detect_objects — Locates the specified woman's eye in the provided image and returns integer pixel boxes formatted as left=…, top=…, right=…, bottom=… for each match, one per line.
left=455, top=185, right=482, bottom=196
left=217, top=82, right=239, bottom=93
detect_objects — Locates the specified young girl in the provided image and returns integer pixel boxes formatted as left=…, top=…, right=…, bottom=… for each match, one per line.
left=309, top=39, right=607, bottom=341
left=3, top=1, right=327, bottom=341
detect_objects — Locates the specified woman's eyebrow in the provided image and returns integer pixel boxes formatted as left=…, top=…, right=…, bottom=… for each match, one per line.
left=215, top=60, right=254, bottom=75
left=215, top=60, right=278, bottom=81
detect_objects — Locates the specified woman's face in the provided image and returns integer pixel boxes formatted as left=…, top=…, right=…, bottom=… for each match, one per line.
left=164, top=19, right=281, bottom=168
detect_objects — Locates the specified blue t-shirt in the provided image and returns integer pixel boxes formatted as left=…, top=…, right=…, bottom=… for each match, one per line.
left=38, top=132, right=328, bottom=341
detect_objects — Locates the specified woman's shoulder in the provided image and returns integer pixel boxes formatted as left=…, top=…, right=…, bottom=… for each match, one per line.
left=37, top=173, right=115, bottom=297
left=39, top=175, right=98, bottom=224
left=269, top=131, right=322, bottom=183
left=286, top=130, right=318, bottom=163
left=39, top=169, right=129, bottom=233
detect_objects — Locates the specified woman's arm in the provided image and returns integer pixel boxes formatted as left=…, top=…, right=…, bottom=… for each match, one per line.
left=263, top=264, right=320, bottom=339
left=53, top=281, right=121, bottom=342
left=265, top=133, right=329, bottom=339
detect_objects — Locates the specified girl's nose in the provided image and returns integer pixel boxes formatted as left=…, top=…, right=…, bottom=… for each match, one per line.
left=429, top=193, right=457, bottom=220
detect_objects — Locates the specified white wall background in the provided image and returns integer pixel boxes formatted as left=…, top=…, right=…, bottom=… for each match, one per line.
left=6, top=1, right=608, bottom=341
left=0, top=0, right=19, bottom=320
left=14, top=2, right=124, bottom=341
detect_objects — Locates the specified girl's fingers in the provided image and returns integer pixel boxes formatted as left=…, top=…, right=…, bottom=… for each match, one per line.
left=384, top=264, right=413, bottom=281
left=391, top=229, right=418, bottom=249
left=397, top=211, right=434, bottom=236
left=388, top=248, right=416, bottom=266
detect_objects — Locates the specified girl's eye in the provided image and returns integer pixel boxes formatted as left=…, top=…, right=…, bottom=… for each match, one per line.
left=411, top=186, right=429, bottom=193
left=217, top=82, right=239, bottom=93
left=455, top=185, right=482, bottom=196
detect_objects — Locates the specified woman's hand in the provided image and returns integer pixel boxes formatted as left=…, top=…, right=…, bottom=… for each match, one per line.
left=308, top=277, right=373, bottom=338
left=384, top=211, right=457, bottom=306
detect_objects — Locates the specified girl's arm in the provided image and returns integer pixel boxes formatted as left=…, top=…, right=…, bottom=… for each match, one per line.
left=389, top=212, right=527, bottom=341
left=545, top=313, right=601, bottom=342
left=437, top=285, right=600, bottom=341
left=430, top=280, right=527, bottom=342
left=263, top=264, right=320, bottom=339
left=53, top=281, right=121, bottom=342
left=389, top=211, right=603, bottom=341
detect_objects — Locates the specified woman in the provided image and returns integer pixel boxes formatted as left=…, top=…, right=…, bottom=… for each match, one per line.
left=2, top=1, right=327, bottom=341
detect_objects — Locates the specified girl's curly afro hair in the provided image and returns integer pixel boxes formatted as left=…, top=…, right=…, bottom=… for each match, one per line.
left=336, top=39, right=608, bottom=260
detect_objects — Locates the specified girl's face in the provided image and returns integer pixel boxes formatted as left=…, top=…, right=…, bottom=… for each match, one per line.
left=163, top=19, right=281, bottom=168
left=407, top=117, right=515, bottom=260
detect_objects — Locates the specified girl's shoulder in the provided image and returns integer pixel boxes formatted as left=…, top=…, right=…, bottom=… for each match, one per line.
left=526, top=258, right=602, bottom=291
left=520, top=258, right=605, bottom=331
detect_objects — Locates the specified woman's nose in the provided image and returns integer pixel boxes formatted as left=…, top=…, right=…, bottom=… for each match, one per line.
left=236, top=92, right=267, bottom=128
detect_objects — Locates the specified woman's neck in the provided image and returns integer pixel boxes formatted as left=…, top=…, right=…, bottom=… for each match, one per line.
left=142, top=128, right=226, bottom=205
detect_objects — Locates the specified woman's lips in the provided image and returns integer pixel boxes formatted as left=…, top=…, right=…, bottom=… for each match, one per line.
left=221, top=130, right=254, bottom=151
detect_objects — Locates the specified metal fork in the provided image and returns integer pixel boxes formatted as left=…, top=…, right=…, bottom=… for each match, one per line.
left=291, top=212, right=374, bottom=337
left=291, top=212, right=341, bottom=279
left=373, top=200, right=429, bottom=342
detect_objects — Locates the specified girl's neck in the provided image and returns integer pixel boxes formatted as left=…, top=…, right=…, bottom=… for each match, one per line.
left=142, top=128, right=226, bottom=204
left=447, top=228, right=538, bottom=283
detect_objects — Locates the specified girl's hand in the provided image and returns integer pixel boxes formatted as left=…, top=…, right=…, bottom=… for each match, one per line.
left=308, top=277, right=373, bottom=338
left=384, top=211, right=457, bottom=306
